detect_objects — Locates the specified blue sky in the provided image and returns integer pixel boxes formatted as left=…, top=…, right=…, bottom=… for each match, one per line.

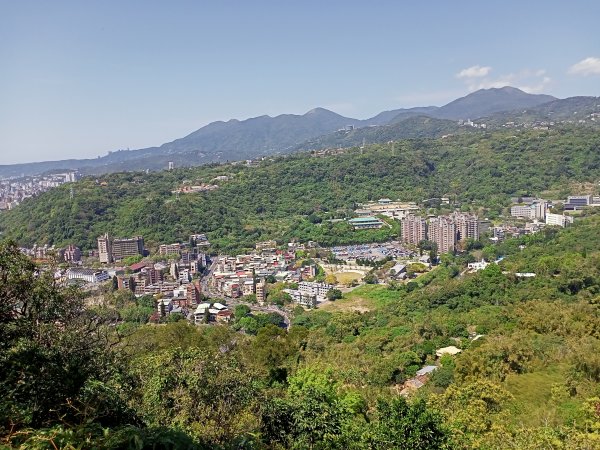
left=1, top=0, right=599, bottom=164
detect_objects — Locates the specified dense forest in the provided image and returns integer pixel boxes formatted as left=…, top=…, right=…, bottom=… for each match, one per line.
left=1, top=126, right=599, bottom=253
left=1, top=212, right=600, bottom=448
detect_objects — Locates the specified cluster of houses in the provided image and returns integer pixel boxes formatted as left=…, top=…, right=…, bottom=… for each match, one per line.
left=209, top=241, right=317, bottom=304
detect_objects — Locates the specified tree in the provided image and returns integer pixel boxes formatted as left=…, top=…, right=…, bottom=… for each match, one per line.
left=364, top=397, right=448, bottom=449
left=326, top=289, right=343, bottom=301
left=111, top=275, right=119, bottom=291
left=363, top=273, right=378, bottom=284
left=325, top=274, right=338, bottom=285
left=0, top=241, right=127, bottom=430
left=234, top=304, right=251, bottom=320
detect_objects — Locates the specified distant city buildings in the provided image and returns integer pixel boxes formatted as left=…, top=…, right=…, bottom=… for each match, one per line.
left=510, top=199, right=547, bottom=220
left=0, top=171, right=80, bottom=210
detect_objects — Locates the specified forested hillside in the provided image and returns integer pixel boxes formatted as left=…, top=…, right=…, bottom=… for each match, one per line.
left=1, top=126, right=599, bottom=253
left=1, top=212, right=599, bottom=448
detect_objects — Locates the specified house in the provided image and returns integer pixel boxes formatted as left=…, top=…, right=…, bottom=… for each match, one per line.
left=467, top=259, right=489, bottom=272
left=193, top=303, right=212, bottom=324
left=389, top=263, right=407, bottom=279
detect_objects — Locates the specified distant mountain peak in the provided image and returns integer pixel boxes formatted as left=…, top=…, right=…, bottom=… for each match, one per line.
left=432, top=86, right=556, bottom=120
left=304, top=107, right=335, bottom=115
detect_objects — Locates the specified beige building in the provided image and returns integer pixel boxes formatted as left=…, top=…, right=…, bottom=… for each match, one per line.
left=428, top=216, right=456, bottom=254
left=401, top=215, right=427, bottom=245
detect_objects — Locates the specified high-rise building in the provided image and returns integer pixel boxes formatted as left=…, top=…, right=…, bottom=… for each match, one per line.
left=97, top=234, right=144, bottom=263
left=255, top=279, right=266, bottom=305
left=111, top=236, right=144, bottom=262
left=97, top=233, right=113, bottom=264
left=450, top=212, right=480, bottom=242
left=428, top=216, right=456, bottom=254
left=187, top=281, right=202, bottom=306
left=401, top=215, right=427, bottom=245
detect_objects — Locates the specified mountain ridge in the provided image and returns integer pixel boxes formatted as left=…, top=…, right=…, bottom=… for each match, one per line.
left=2, top=87, right=593, bottom=178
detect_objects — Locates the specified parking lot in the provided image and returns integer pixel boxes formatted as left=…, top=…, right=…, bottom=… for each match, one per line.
left=330, top=241, right=415, bottom=261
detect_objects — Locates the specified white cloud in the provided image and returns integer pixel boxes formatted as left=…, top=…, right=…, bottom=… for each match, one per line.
left=568, top=57, right=600, bottom=76
left=456, top=65, right=492, bottom=79
left=459, top=68, right=552, bottom=94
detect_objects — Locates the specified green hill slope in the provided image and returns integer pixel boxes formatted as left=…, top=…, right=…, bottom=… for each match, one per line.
left=1, top=126, right=599, bottom=252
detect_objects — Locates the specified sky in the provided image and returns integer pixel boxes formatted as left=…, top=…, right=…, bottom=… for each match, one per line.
left=1, top=1, right=599, bottom=165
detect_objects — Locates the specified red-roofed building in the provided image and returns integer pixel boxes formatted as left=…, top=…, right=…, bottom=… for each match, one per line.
left=130, top=262, right=147, bottom=273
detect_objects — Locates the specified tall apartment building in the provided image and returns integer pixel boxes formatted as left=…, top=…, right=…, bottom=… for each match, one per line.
left=255, top=279, right=266, bottom=305
left=401, top=215, right=427, bottom=245
left=450, top=212, right=480, bottom=241
left=97, top=233, right=113, bottom=263
left=97, top=234, right=144, bottom=263
left=428, top=216, right=456, bottom=254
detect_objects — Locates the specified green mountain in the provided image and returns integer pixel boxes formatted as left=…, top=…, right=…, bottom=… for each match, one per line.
left=292, top=116, right=466, bottom=151
left=2, top=126, right=599, bottom=253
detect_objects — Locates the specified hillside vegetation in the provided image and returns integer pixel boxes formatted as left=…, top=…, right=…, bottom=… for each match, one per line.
left=1, top=126, right=599, bottom=253
left=1, top=213, right=600, bottom=448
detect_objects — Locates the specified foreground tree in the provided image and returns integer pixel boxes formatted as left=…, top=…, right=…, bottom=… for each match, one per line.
left=0, top=241, right=129, bottom=432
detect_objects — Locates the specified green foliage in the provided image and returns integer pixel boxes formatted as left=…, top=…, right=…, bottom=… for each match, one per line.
left=0, top=242, right=128, bottom=431
left=364, top=397, right=449, bottom=449
left=327, top=288, right=343, bottom=301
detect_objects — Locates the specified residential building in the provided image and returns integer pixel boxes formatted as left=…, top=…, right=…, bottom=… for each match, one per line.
left=428, top=216, right=456, bottom=254
left=510, top=200, right=547, bottom=220
left=286, top=290, right=317, bottom=308
left=63, top=244, right=82, bottom=263
left=111, top=236, right=144, bottom=262
left=159, top=242, right=186, bottom=256
left=187, top=281, right=202, bottom=306
left=401, top=215, right=427, bottom=245
left=97, top=233, right=113, bottom=263
left=256, top=240, right=277, bottom=252
left=256, top=278, right=266, bottom=304
left=450, top=212, right=480, bottom=241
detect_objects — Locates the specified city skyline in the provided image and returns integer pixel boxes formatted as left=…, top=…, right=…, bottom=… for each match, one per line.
left=1, top=0, right=599, bottom=164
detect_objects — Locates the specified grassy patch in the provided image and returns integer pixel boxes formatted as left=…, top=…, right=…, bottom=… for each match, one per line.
left=322, top=284, right=401, bottom=312
left=503, top=364, right=584, bottom=428
left=333, top=271, right=363, bottom=284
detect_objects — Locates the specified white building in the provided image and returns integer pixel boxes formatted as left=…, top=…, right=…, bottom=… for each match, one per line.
left=66, top=268, right=109, bottom=283
left=545, top=213, right=574, bottom=227
left=298, top=281, right=333, bottom=302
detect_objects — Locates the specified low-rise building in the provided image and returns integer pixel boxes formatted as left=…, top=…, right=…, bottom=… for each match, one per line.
left=66, top=268, right=109, bottom=283
left=348, top=216, right=384, bottom=230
